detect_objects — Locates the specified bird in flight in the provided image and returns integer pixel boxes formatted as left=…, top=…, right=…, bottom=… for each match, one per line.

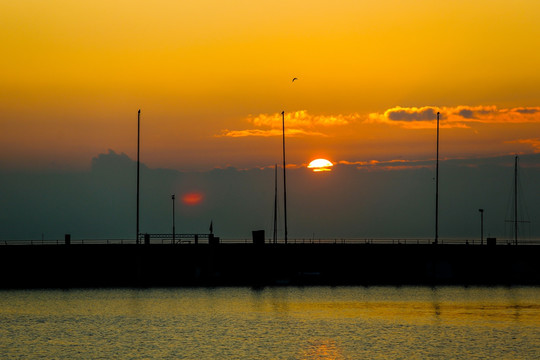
left=292, top=77, right=298, bottom=82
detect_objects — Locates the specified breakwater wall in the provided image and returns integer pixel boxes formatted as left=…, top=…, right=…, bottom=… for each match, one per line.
left=1, top=243, right=539, bottom=288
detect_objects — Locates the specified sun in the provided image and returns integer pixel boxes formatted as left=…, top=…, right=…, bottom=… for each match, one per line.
left=308, top=159, right=333, bottom=172
left=182, top=192, right=204, bottom=205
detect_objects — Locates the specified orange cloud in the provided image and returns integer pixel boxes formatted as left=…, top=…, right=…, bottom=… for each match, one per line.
left=508, top=138, right=540, bottom=153
left=338, top=158, right=433, bottom=171
left=249, top=110, right=355, bottom=128
left=218, top=128, right=325, bottom=137
left=369, top=106, right=540, bottom=129
left=219, top=110, right=356, bottom=138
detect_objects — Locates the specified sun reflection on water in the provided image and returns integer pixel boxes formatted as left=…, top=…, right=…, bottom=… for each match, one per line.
left=300, top=339, right=346, bottom=360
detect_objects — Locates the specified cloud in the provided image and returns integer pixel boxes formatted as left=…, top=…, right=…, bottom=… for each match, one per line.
left=218, top=110, right=357, bottom=138
left=457, top=109, right=474, bottom=119
left=369, top=105, right=540, bottom=129
left=509, top=138, right=540, bottom=153
left=221, top=105, right=540, bottom=137
left=338, top=158, right=433, bottom=171
left=385, top=106, right=439, bottom=121
left=219, top=128, right=325, bottom=137
left=513, top=107, right=540, bottom=115
left=250, top=110, right=356, bottom=128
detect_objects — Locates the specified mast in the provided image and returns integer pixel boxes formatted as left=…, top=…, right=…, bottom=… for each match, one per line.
left=273, top=164, right=278, bottom=244
left=505, top=155, right=528, bottom=245
left=514, top=155, right=518, bottom=245
left=172, top=194, right=176, bottom=244
left=136, top=109, right=140, bottom=244
left=479, top=208, right=484, bottom=245
left=435, top=111, right=439, bottom=244
left=282, top=111, right=288, bottom=244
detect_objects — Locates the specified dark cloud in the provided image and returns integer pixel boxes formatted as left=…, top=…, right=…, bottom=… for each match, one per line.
left=458, top=109, right=475, bottom=119
left=1, top=152, right=540, bottom=241
left=514, top=108, right=539, bottom=114
left=387, top=107, right=437, bottom=121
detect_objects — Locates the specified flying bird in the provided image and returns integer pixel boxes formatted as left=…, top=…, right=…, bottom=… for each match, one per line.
left=292, top=77, right=298, bottom=82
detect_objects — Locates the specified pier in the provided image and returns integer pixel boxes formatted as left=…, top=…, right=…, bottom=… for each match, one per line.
left=1, top=240, right=539, bottom=288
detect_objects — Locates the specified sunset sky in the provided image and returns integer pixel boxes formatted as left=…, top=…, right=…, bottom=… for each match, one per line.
left=2, top=0, right=540, bottom=172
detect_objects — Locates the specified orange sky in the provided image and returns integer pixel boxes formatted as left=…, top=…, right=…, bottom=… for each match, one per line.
left=2, top=0, right=540, bottom=171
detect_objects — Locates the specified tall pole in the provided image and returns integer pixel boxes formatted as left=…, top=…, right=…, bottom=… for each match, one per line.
left=435, top=111, right=439, bottom=244
left=172, top=194, right=176, bottom=244
left=136, top=109, right=140, bottom=244
left=479, top=208, right=484, bottom=245
left=514, top=155, right=518, bottom=246
left=273, top=163, right=278, bottom=244
left=282, top=111, right=288, bottom=244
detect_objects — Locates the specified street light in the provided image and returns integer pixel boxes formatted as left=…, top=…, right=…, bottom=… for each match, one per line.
left=478, top=209, right=484, bottom=245
left=172, top=194, right=176, bottom=244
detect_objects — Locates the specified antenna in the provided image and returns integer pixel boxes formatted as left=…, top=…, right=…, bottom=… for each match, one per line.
left=282, top=111, right=288, bottom=244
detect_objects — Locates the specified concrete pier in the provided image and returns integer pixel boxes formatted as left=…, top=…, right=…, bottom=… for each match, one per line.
left=0, top=243, right=539, bottom=288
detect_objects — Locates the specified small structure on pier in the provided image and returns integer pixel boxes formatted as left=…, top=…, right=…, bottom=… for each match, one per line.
left=139, top=233, right=219, bottom=245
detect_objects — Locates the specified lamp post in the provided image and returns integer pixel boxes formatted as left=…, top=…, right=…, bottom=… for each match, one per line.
left=172, top=194, right=176, bottom=244
left=479, top=208, right=484, bottom=245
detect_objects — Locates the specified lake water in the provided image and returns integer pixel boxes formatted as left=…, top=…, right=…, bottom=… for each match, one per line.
left=1, top=287, right=539, bottom=359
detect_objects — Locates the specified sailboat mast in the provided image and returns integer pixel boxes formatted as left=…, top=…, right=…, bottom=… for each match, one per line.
left=514, top=155, right=518, bottom=245
left=136, top=109, right=140, bottom=244
left=435, top=111, right=439, bottom=244
left=273, top=163, right=278, bottom=244
left=282, top=111, right=288, bottom=244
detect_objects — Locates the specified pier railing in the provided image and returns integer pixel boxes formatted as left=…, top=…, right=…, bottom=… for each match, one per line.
left=2, top=238, right=540, bottom=246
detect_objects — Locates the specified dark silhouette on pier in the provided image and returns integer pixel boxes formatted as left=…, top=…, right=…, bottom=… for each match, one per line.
left=1, top=234, right=539, bottom=288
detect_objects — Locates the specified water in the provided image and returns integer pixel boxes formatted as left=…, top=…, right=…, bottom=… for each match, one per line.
left=0, top=287, right=539, bottom=359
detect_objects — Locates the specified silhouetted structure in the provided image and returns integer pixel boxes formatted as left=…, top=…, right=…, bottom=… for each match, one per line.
left=282, top=111, right=288, bottom=244
left=435, top=111, right=440, bottom=244
left=505, top=155, right=530, bottom=245
left=273, top=164, right=278, bottom=244
left=479, top=208, right=484, bottom=245
left=252, top=230, right=265, bottom=245
left=1, top=242, right=539, bottom=288
left=136, top=109, right=141, bottom=244
left=209, top=234, right=219, bottom=245
left=171, top=194, right=176, bottom=244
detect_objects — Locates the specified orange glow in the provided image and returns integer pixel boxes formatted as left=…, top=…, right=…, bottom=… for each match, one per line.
left=182, top=192, right=203, bottom=205
left=2, top=1, right=540, bottom=171
left=308, top=159, right=333, bottom=172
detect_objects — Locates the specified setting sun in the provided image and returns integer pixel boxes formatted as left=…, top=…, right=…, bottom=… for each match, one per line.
left=182, top=192, right=204, bottom=205
left=308, top=159, right=333, bottom=172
